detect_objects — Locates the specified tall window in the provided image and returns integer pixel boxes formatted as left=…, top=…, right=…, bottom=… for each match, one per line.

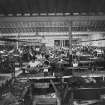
left=54, top=40, right=60, bottom=46
left=54, top=40, right=69, bottom=47
left=65, top=40, right=69, bottom=47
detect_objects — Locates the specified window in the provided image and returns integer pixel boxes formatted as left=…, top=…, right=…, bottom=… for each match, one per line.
left=65, top=40, right=69, bottom=47
left=54, top=40, right=60, bottom=46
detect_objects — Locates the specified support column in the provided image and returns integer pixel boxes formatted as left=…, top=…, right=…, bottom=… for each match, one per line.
left=16, top=33, right=19, bottom=50
left=67, top=21, right=72, bottom=66
left=61, top=40, right=62, bottom=48
left=63, top=40, right=65, bottom=47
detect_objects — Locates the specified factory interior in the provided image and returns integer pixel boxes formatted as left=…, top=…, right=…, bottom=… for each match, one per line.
left=0, top=0, right=105, bottom=105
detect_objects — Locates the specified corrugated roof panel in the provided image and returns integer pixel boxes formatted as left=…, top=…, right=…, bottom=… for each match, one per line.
left=0, top=0, right=105, bottom=14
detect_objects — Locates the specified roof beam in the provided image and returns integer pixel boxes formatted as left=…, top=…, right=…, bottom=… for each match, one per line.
left=1, top=15, right=105, bottom=22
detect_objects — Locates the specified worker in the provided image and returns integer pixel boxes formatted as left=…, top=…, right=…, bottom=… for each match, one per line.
left=27, top=57, right=42, bottom=73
